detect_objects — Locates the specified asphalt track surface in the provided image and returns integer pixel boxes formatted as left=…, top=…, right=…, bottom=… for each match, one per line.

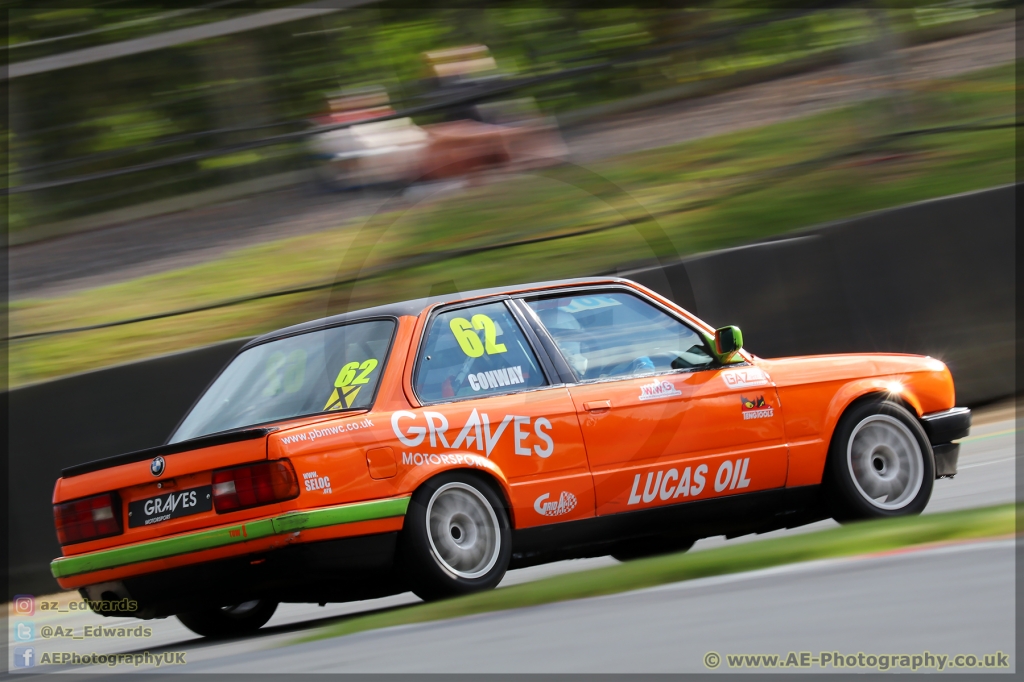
left=13, top=415, right=1016, bottom=675
left=149, top=540, right=1020, bottom=674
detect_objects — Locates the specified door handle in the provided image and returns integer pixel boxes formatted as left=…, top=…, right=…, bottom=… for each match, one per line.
left=583, top=400, right=611, bottom=413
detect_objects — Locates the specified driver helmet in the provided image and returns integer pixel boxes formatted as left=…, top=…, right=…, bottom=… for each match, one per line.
left=535, top=307, right=588, bottom=377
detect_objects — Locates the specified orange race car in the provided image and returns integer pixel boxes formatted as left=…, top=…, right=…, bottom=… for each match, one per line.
left=50, top=277, right=970, bottom=637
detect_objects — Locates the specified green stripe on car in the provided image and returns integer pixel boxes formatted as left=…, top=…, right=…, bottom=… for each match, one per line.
left=51, top=496, right=411, bottom=579
left=271, top=496, right=410, bottom=533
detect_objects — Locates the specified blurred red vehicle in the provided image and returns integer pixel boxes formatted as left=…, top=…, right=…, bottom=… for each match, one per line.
left=308, top=45, right=566, bottom=190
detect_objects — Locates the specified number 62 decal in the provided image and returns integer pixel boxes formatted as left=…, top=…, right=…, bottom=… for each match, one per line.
left=324, top=358, right=378, bottom=410
left=450, top=314, right=507, bottom=357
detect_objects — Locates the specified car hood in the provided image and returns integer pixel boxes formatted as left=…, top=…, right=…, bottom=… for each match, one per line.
left=755, top=353, right=949, bottom=388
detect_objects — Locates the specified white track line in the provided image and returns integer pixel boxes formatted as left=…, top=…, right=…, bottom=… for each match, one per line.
left=958, top=457, right=1017, bottom=469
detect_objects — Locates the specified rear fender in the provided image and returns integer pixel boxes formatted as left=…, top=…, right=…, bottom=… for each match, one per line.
left=397, top=452, right=515, bottom=526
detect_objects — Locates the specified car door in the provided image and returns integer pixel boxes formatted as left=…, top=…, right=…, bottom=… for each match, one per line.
left=403, top=298, right=594, bottom=528
left=519, top=288, right=788, bottom=516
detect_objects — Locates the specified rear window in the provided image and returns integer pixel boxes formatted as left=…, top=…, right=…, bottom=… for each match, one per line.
left=170, top=319, right=395, bottom=443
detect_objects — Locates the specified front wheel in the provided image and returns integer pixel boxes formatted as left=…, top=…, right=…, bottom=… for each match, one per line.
left=400, top=472, right=511, bottom=602
left=176, top=600, right=278, bottom=639
left=826, top=399, right=934, bottom=522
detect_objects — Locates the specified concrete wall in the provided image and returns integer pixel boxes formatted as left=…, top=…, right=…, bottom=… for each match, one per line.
left=625, top=184, right=1014, bottom=406
left=8, top=339, right=248, bottom=597
left=7, top=184, right=1013, bottom=597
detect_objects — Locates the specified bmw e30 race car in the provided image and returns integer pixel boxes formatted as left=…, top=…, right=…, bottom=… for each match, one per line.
left=50, top=277, right=970, bottom=637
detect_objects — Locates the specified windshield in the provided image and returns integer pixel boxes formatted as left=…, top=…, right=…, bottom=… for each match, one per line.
left=170, top=319, right=395, bottom=443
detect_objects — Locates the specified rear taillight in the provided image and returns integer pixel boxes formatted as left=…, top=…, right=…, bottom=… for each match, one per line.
left=54, top=493, right=122, bottom=545
left=212, top=460, right=299, bottom=513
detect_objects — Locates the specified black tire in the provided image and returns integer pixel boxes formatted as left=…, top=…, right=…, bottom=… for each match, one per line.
left=399, top=472, right=512, bottom=601
left=176, top=599, right=278, bottom=639
left=611, top=534, right=695, bottom=562
left=825, top=398, right=934, bottom=522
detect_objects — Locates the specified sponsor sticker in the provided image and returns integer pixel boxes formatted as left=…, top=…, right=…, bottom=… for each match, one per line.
left=392, top=409, right=554, bottom=458
left=741, top=395, right=774, bottom=420
left=557, top=295, right=622, bottom=313
left=302, top=471, right=332, bottom=494
left=638, top=378, right=682, bottom=401
left=400, top=451, right=488, bottom=468
left=722, top=367, right=769, bottom=389
left=128, top=486, right=212, bottom=528
left=627, top=457, right=752, bottom=506
left=467, top=365, right=525, bottom=391
left=280, top=417, right=373, bottom=445
left=533, top=491, right=578, bottom=517
left=628, top=465, right=708, bottom=505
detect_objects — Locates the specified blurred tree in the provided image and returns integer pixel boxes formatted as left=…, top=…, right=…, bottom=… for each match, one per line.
left=4, top=1, right=1007, bottom=227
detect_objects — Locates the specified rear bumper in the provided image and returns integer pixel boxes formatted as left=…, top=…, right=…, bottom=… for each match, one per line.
left=52, top=496, right=409, bottom=584
left=81, top=532, right=403, bottom=618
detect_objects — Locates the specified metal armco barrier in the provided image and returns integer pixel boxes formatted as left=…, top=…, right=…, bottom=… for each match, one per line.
left=7, top=184, right=1013, bottom=597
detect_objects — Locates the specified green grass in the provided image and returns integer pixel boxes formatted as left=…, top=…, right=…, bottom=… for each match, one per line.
left=293, top=503, right=1015, bottom=645
left=9, top=63, right=1015, bottom=387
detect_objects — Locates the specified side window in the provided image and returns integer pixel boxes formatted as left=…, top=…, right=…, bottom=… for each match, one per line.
left=526, top=292, right=715, bottom=381
left=414, top=301, right=548, bottom=402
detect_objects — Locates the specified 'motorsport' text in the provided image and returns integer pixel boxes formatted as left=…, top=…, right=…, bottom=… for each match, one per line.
left=401, top=452, right=488, bottom=468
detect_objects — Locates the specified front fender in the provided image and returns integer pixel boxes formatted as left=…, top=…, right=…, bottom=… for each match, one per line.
left=786, top=370, right=951, bottom=488
left=824, top=379, right=924, bottom=438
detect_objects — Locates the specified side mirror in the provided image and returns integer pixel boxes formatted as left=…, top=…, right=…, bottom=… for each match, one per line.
left=714, top=326, right=743, bottom=358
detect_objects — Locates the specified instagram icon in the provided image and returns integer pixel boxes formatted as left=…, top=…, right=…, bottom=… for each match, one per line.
left=13, top=595, right=34, bottom=616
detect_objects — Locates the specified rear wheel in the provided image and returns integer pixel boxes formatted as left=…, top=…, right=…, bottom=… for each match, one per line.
left=400, top=472, right=511, bottom=601
left=176, top=599, right=277, bottom=639
left=826, top=399, right=934, bottom=522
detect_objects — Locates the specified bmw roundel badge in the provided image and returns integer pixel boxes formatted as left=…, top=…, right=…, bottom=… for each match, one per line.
left=151, top=456, right=165, bottom=477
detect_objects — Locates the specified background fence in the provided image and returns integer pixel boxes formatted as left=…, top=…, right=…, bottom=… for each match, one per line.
left=7, top=184, right=1014, bottom=597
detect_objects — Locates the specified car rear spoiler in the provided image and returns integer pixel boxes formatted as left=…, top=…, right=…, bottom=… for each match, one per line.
left=61, top=427, right=277, bottom=478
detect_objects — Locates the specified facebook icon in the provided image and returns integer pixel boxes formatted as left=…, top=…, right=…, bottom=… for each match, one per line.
left=14, top=647, right=35, bottom=668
